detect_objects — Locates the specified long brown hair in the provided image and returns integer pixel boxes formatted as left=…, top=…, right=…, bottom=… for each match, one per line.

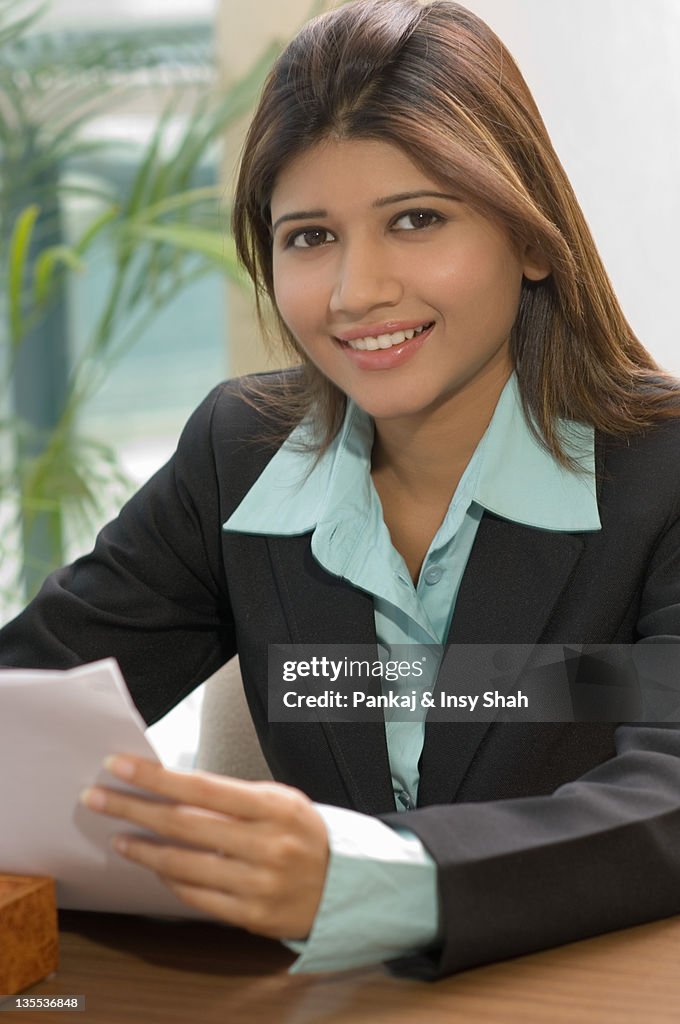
left=232, top=0, right=680, bottom=468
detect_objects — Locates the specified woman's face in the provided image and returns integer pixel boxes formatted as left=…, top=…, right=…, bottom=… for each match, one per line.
left=270, top=138, right=549, bottom=426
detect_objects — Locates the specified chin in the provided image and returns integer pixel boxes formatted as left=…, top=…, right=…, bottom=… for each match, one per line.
left=349, top=393, right=433, bottom=422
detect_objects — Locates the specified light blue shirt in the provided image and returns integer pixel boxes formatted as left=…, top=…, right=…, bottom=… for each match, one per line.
left=223, top=374, right=601, bottom=972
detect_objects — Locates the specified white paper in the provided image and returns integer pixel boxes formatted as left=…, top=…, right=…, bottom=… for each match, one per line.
left=0, top=659, right=208, bottom=918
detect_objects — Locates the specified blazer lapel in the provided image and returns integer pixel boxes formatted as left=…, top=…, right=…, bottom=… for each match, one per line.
left=267, top=534, right=396, bottom=815
left=417, top=513, right=585, bottom=807
left=266, top=518, right=586, bottom=814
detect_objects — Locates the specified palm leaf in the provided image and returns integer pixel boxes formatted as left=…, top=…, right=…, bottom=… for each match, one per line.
left=0, top=3, right=46, bottom=50
left=0, top=1, right=287, bottom=597
left=33, top=245, right=84, bottom=306
left=123, top=222, right=245, bottom=283
left=7, top=204, right=39, bottom=348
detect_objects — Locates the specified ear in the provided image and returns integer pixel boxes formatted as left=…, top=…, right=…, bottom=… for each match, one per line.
left=520, top=241, right=551, bottom=282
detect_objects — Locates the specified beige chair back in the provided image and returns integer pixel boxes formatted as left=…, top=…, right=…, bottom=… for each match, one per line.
left=196, top=656, right=273, bottom=780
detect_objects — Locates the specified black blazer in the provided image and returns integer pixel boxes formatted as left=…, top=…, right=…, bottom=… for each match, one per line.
left=3, top=372, right=680, bottom=980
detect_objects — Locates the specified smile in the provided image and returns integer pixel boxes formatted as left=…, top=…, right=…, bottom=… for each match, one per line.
left=339, top=322, right=434, bottom=351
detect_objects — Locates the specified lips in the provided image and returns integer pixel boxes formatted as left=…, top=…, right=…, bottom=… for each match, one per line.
left=339, top=322, right=434, bottom=351
left=335, top=320, right=435, bottom=371
left=333, top=319, right=435, bottom=344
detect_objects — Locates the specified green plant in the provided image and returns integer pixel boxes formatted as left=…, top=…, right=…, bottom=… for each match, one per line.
left=0, top=0, right=278, bottom=612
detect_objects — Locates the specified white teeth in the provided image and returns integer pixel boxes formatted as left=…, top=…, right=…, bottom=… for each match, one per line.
left=345, top=323, right=431, bottom=351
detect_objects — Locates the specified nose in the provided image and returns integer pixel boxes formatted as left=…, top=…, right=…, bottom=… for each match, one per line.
left=329, top=236, right=403, bottom=317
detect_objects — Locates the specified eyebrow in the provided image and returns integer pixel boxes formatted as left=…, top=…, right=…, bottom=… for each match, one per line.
left=271, top=190, right=461, bottom=235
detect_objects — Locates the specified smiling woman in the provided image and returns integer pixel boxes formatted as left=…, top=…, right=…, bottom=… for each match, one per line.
left=270, top=137, right=549, bottom=426
left=232, top=0, right=680, bottom=470
left=3, top=0, right=680, bottom=989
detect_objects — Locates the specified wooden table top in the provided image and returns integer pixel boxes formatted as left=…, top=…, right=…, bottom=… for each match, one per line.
left=11, top=910, right=680, bottom=1023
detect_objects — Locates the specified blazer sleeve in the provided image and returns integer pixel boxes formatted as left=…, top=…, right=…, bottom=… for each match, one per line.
left=380, top=503, right=680, bottom=981
left=0, top=384, right=237, bottom=725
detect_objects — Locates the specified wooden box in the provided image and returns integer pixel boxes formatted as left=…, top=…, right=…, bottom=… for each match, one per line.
left=0, top=875, right=58, bottom=994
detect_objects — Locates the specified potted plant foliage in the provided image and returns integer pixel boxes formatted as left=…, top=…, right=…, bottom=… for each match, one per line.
left=0, top=0, right=279, bottom=611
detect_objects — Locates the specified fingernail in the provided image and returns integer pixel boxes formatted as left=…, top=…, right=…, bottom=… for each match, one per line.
left=104, top=755, right=136, bottom=780
left=112, top=836, right=129, bottom=855
left=80, top=787, right=107, bottom=810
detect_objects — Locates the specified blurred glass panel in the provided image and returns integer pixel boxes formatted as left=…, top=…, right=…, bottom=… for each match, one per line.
left=63, top=117, right=227, bottom=476
left=41, top=1, right=217, bottom=30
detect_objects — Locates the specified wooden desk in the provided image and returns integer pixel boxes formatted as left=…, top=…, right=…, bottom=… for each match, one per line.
left=11, top=910, right=680, bottom=1023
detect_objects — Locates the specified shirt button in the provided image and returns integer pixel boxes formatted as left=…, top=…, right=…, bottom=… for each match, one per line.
left=423, top=564, right=443, bottom=585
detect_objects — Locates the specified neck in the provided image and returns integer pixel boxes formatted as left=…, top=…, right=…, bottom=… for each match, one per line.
left=370, top=358, right=512, bottom=499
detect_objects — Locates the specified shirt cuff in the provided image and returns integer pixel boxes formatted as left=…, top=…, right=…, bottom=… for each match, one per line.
left=282, top=803, right=440, bottom=973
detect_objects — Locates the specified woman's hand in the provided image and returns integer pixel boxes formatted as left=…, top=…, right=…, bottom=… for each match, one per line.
left=80, top=755, right=329, bottom=940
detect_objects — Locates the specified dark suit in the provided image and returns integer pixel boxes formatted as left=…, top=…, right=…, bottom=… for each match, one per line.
left=3, top=372, right=680, bottom=980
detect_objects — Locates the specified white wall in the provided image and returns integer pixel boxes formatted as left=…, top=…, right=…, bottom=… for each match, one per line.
left=457, top=0, right=680, bottom=372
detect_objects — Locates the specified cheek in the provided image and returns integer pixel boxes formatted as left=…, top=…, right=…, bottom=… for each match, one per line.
left=273, top=264, right=325, bottom=338
left=433, top=247, right=524, bottom=327
left=272, top=260, right=296, bottom=325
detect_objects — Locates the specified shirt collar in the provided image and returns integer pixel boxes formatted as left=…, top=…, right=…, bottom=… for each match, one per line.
left=223, top=373, right=601, bottom=537
left=473, top=374, right=601, bottom=531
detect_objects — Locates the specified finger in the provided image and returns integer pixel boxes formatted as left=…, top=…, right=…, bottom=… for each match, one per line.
left=112, top=837, right=283, bottom=936
left=160, top=879, right=277, bottom=937
left=111, top=835, right=262, bottom=894
left=102, top=755, right=295, bottom=821
left=80, top=786, right=275, bottom=864
left=81, top=786, right=230, bottom=847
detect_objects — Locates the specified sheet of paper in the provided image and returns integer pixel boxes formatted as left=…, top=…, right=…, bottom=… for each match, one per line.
left=0, top=659, right=208, bottom=918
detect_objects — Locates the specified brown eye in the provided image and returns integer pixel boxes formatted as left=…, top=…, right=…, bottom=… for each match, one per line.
left=393, top=210, right=443, bottom=231
left=288, top=228, right=333, bottom=249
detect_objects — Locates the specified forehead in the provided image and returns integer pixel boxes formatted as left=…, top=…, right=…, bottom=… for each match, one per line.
left=270, top=137, right=444, bottom=211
